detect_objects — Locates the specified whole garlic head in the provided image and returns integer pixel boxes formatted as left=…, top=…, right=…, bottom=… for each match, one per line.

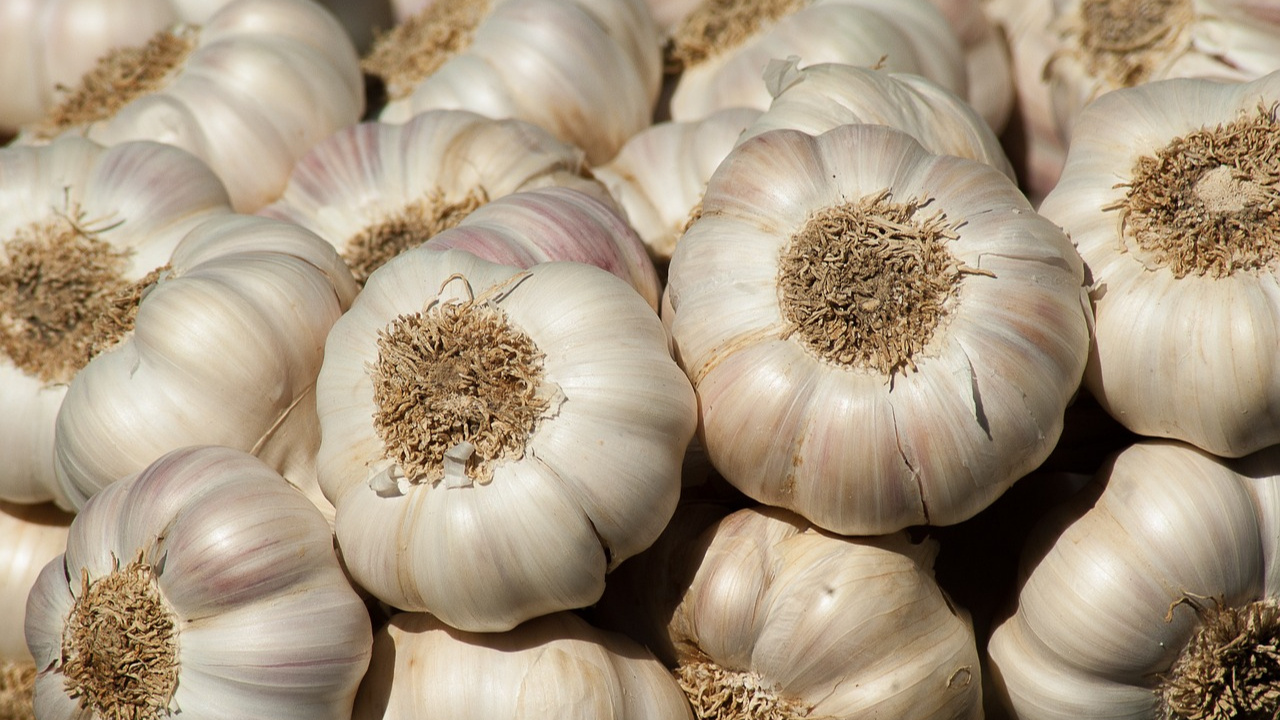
left=1038, top=71, right=1280, bottom=457
left=665, top=124, right=1091, bottom=534
left=24, top=445, right=373, bottom=720
left=0, top=137, right=234, bottom=507
left=316, top=248, right=696, bottom=631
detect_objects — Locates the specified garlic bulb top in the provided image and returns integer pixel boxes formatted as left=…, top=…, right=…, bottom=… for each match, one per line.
left=0, top=136, right=234, bottom=507
left=14, top=0, right=365, bottom=212
left=53, top=213, right=359, bottom=515
left=368, top=0, right=662, bottom=165
left=24, top=445, right=373, bottom=720
left=1038, top=71, right=1280, bottom=458
left=667, top=0, right=967, bottom=122
left=666, top=124, right=1091, bottom=535
left=988, top=440, right=1280, bottom=720
left=316, top=248, right=696, bottom=631
left=354, top=611, right=694, bottom=720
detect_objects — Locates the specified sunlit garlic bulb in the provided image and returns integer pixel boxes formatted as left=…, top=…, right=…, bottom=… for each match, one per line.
left=24, top=445, right=373, bottom=720
left=988, top=439, right=1280, bottom=720
left=12, top=0, right=364, bottom=212
left=365, top=0, right=662, bottom=165
left=0, top=137, right=234, bottom=508
left=665, top=124, right=1091, bottom=535
left=316, top=248, right=696, bottom=631
left=1038, top=71, right=1280, bottom=458
left=666, top=0, right=967, bottom=122
left=353, top=611, right=694, bottom=719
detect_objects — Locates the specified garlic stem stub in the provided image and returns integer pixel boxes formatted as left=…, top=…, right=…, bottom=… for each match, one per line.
left=665, top=124, right=1091, bottom=535
left=316, top=248, right=696, bottom=631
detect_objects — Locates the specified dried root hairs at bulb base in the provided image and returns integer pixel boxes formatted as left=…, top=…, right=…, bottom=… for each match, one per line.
left=59, top=552, right=180, bottom=719
left=344, top=187, right=489, bottom=285
left=0, top=661, right=35, bottom=720
left=362, top=0, right=491, bottom=100
left=1157, top=596, right=1280, bottom=720
left=676, top=661, right=813, bottom=720
left=370, top=272, right=550, bottom=486
left=1052, top=0, right=1196, bottom=90
left=667, top=0, right=809, bottom=70
left=1104, top=103, right=1280, bottom=279
left=33, top=27, right=198, bottom=141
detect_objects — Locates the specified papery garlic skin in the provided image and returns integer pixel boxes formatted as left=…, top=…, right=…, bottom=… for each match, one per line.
left=0, top=502, right=71, bottom=663
left=376, top=0, right=661, bottom=165
left=317, top=249, right=696, bottom=632
left=1038, top=72, right=1280, bottom=458
left=16, top=0, right=364, bottom=213
left=0, top=137, right=234, bottom=507
left=53, top=214, right=359, bottom=516
left=353, top=611, right=694, bottom=720
left=666, top=125, right=1091, bottom=534
left=988, top=440, right=1280, bottom=719
left=668, top=0, right=966, bottom=122
left=24, top=445, right=372, bottom=720
left=925, top=0, right=1014, bottom=133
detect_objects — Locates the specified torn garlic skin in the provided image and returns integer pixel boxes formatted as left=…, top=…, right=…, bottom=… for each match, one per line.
left=316, top=248, right=696, bottom=632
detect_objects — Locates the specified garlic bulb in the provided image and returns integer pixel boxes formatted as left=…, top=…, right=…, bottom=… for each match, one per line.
left=590, top=107, right=762, bottom=265
left=14, top=0, right=364, bottom=212
left=988, top=439, right=1280, bottom=720
left=24, top=445, right=373, bottom=720
left=666, top=0, right=967, bottom=122
left=596, top=505, right=982, bottom=719
left=665, top=124, right=1091, bottom=534
left=366, top=0, right=662, bottom=165
left=316, top=248, right=696, bottom=631
left=53, top=213, right=359, bottom=515
left=1037, top=71, right=1280, bottom=458
left=258, top=110, right=655, bottom=297
left=925, top=0, right=1015, bottom=133
left=0, top=137, right=234, bottom=507
left=353, top=611, right=694, bottom=719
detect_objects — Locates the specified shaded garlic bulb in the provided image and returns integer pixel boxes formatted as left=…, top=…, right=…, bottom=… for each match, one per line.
left=24, top=445, right=373, bottom=720
left=0, top=137, right=234, bottom=507
left=988, top=440, right=1280, bottom=720
left=665, top=124, right=1091, bottom=534
left=316, top=248, right=696, bottom=631
left=1038, top=72, right=1280, bottom=458
left=666, top=0, right=966, bottom=122
left=366, top=0, right=662, bottom=165
left=13, top=0, right=364, bottom=212
left=354, top=611, right=694, bottom=719
left=925, top=0, right=1015, bottom=133
left=53, top=213, right=359, bottom=517
left=596, top=505, right=982, bottom=719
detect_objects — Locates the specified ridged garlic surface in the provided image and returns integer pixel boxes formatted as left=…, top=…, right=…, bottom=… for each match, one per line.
left=925, top=0, right=1014, bottom=133
left=316, top=249, right=696, bottom=631
left=0, top=137, right=234, bottom=507
left=988, top=440, right=1280, bottom=720
left=666, top=0, right=967, bottom=122
left=368, top=0, right=662, bottom=165
left=354, top=611, right=694, bottom=719
left=13, top=0, right=364, bottom=212
left=53, top=214, right=359, bottom=517
left=259, top=110, right=659, bottom=303
left=666, top=124, right=1091, bottom=534
left=24, top=445, right=373, bottom=720
left=1038, top=72, right=1280, bottom=458
left=597, top=505, right=982, bottom=719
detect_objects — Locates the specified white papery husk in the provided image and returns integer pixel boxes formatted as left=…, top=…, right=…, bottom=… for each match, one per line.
left=53, top=213, right=359, bottom=518
left=374, top=0, right=661, bottom=165
left=316, top=249, right=696, bottom=632
left=667, top=0, right=967, bottom=122
left=988, top=439, right=1280, bottom=720
left=353, top=611, right=694, bottom=719
left=665, top=124, right=1091, bottom=535
left=1038, top=72, right=1280, bottom=458
left=13, top=0, right=364, bottom=212
left=24, top=445, right=373, bottom=720
left=0, top=137, right=234, bottom=508
left=597, top=504, right=983, bottom=719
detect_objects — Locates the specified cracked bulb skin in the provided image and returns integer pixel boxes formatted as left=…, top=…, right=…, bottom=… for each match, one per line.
left=664, top=124, right=1091, bottom=536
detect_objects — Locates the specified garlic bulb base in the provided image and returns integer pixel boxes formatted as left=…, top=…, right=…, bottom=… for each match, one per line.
left=0, top=661, right=34, bottom=720
left=1158, top=597, right=1280, bottom=720
left=676, top=661, right=813, bottom=720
